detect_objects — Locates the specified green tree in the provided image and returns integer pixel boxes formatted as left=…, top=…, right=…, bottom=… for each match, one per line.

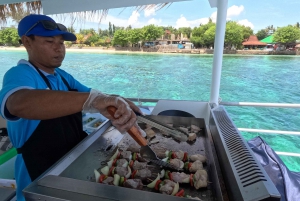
left=67, top=26, right=76, bottom=34
left=113, top=25, right=115, bottom=34
left=0, top=28, right=19, bottom=46
left=126, top=25, right=132, bottom=30
left=84, top=34, right=101, bottom=46
left=98, top=29, right=110, bottom=37
left=265, top=25, right=276, bottom=35
left=241, top=26, right=253, bottom=40
left=190, top=22, right=215, bottom=47
left=178, top=27, right=192, bottom=38
left=225, top=21, right=243, bottom=48
left=128, top=28, right=142, bottom=46
left=109, top=22, right=113, bottom=36
left=161, top=26, right=178, bottom=39
left=75, top=34, right=84, bottom=44
left=203, top=25, right=216, bottom=47
left=79, top=28, right=96, bottom=35
left=273, top=25, right=300, bottom=44
left=112, top=29, right=128, bottom=47
left=256, top=29, right=268, bottom=40
left=141, top=24, right=163, bottom=41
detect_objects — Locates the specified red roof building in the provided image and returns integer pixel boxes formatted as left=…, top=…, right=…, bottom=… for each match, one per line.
left=242, top=35, right=267, bottom=46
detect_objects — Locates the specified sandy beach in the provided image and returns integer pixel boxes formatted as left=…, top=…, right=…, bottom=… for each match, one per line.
left=0, top=46, right=164, bottom=55
left=1, top=46, right=299, bottom=56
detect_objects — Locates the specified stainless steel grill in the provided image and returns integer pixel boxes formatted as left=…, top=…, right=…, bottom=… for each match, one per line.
left=22, top=101, right=281, bottom=201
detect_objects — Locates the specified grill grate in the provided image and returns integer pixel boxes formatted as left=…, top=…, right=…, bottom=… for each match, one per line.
left=210, top=106, right=280, bottom=201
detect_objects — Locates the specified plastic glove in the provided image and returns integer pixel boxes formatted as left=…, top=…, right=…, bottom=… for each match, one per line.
left=132, top=122, right=147, bottom=138
left=83, top=89, right=136, bottom=133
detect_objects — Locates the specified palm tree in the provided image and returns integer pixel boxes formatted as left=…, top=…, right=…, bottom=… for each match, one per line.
left=0, top=2, right=41, bottom=24
left=8, top=8, right=30, bottom=24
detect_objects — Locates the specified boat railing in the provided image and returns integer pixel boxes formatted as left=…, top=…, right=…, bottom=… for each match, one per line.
left=221, top=101, right=300, bottom=158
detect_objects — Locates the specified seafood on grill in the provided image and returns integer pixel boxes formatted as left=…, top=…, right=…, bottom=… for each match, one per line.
left=154, top=149, right=206, bottom=164
left=193, top=169, right=208, bottom=189
left=124, top=179, right=144, bottom=190
left=161, top=158, right=185, bottom=169
left=107, top=158, right=128, bottom=168
left=95, top=122, right=208, bottom=200
left=120, top=151, right=132, bottom=161
left=188, top=133, right=197, bottom=141
left=100, top=165, right=131, bottom=178
left=131, top=168, right=152, bottom=180
left=130, top=160, right=148, bottom=170
left=140, top=123, right=201, bottom=142
left=184, top=160, right=204, bottom=173
left=189, top=154, right=207, bottom=163
left=147, top=174, right=179, bottom=195
left=146, top=174, right=203, bottom=200
left=164, top=169, right=208, bottom=189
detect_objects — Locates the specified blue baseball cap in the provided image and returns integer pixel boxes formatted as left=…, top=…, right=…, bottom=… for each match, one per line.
left=18, top=14, right=76, bottom=41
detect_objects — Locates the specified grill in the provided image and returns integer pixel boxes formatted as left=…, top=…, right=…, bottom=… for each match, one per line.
left=23, top=103, right=281, bottom=201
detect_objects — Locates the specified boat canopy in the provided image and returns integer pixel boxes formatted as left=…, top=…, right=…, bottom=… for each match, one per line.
left=1, top=0, right=188, bottom=14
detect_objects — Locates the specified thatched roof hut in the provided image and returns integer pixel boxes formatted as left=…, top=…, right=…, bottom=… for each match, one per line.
left=0, top=0, right=181, bottom=24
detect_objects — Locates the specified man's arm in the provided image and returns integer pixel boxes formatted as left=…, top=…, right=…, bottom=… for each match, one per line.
left=6, top=89, right=89, bottom=120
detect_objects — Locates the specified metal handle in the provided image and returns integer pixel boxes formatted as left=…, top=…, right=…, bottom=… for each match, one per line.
left=107, top=106, right=147, bottom=146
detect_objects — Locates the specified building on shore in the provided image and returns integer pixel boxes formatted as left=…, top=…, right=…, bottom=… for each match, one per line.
left=242, top=35, right=267, bottom=50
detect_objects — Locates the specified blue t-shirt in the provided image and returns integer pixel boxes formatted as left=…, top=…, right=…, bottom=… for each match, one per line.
left=0, top=60, right=90, bottom=201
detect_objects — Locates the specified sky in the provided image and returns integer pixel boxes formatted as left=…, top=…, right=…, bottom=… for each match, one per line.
left=5, top=0, right=300, bottom=33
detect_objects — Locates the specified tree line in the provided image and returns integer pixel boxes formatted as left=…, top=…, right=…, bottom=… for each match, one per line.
left=1, top=21, right=300, bottom=48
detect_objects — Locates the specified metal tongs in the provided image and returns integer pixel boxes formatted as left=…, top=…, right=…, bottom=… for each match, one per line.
left=107, top=106, right=183, bottom=171
left=135, top=112, right=189, bottom=142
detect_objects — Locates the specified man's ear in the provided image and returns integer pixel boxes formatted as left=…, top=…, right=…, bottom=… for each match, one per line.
left=21, top=36, right=32, bottom=50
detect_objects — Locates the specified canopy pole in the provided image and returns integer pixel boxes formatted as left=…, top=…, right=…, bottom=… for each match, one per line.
left=209, top=0, right=228, bottom=105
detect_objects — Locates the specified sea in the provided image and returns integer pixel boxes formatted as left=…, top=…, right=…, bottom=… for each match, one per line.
left=1, top=49, right=300, bottom=171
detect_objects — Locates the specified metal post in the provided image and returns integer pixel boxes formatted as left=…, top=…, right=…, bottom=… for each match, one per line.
left=209, top=0, right=228, bottom=105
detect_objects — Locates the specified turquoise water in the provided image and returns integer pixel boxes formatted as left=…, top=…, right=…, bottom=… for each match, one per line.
left=1, top=50, right=300, bottom=171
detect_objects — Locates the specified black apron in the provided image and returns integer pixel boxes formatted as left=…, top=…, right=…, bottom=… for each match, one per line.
left=16, top=67, right=87, bottom=181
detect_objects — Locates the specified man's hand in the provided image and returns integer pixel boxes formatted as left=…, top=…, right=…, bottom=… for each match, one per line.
left=83, top=89, right=137, bottom=133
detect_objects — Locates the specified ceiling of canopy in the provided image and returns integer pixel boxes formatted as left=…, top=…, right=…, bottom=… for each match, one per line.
left=1, top=0, right=190, bottom=15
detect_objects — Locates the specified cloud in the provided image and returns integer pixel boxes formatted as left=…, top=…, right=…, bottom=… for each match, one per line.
left=128, top=11, right=140, bottom=26
left=81, top=11, right=144, bottom=28
left=144, top=8, right=156, bottom=17
left=175, top=15, right=209, bottom=28
left=211, top=5, right=244, bottom=22
left=147, top=18, right=162, bottom=25
left=238, top=19, right=254, bottom=29
left=227, top=5, right=244, bottom=18
left=82, top=14, right=128, bottom=27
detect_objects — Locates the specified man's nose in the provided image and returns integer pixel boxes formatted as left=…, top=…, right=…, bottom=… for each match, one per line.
left=54, top=41, right=64, bottom=51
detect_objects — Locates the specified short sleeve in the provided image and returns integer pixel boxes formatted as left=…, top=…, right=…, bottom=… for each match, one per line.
left=0, top=65, right=40, bottom=120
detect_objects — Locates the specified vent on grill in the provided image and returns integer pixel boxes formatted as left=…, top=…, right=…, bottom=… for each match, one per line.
left=213, top=110, right=267, bottom=187
left=210, top=106, right=280, bottom=201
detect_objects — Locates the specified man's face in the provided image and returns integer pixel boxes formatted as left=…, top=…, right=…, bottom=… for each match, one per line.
left=26, top=35, right=66, bottom=69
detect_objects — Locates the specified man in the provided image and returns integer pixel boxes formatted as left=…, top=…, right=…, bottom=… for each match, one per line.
left=0, top=14, right=143, bottom=201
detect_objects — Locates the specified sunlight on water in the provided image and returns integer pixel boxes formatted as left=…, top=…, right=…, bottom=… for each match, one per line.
left=1, top=50, right=300, bottom=171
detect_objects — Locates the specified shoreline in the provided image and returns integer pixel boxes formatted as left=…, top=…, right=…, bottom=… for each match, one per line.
left=1, top=46, right=299, bottom=56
